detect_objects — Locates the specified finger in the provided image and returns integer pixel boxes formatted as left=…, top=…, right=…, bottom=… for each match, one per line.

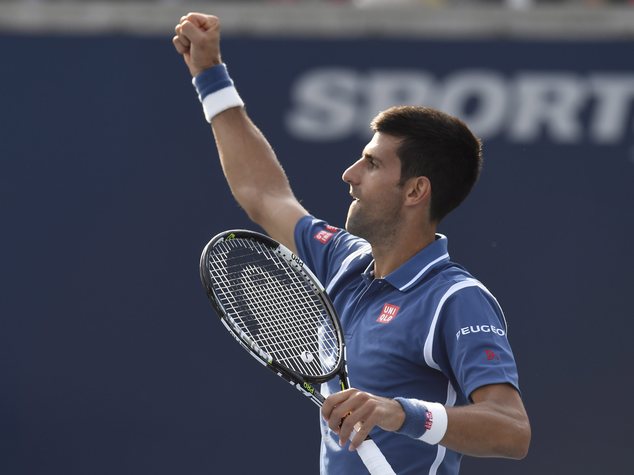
left=172, top=35, right=183, bottom=53
left=174, top=23, right=189, bottom=40
left=338, top=411, right=351, bottom=429
left=172, top=36, right=189, bottom=55
left=337, top=415, right=357, bottom=447
left=182, top=12, right=202, bottom=23
left=333, top=403, right=367, bottom=445
left=180, top=20, right=205, bottom=44
left=178, top=32, right=191, bottom=48
left=348, top=418, right=373, bottom=451
left=321, top=390, right=352, bottom=421
left=327, top=401, right=357, bottom=434
left=173, top=28, right=191, bottom=48
left=185, top=13, right=219, bottom=31
left=338, top=407, right=371, bottom=448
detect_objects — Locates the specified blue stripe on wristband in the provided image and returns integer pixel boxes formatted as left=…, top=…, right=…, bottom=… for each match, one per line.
left=191, top=63, right=245, bottom=122
left=193, top=63, right=234, bottom=101
left=394, top=397, right=430, bottom=439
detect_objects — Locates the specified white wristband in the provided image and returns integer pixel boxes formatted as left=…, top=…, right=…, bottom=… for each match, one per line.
left=200, top=86, right=244, bottom=123
left=419, top=401, right=448, bottom=445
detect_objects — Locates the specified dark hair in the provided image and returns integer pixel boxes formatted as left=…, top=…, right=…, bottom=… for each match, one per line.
left=371, top=106, right=483, bottom=223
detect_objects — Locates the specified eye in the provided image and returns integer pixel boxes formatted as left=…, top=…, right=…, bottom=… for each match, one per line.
left=366, top=157, right=378, bottom=169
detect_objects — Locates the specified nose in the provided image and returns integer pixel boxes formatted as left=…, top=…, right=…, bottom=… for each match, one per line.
left=342, top=158, right=362, bottom=185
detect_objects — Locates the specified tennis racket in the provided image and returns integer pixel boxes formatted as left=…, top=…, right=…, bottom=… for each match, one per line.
left=199, top=229, right=396, bottom=475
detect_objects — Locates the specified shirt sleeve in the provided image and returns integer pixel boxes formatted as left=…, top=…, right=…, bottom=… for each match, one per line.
left=435, top=284, right=520, bottom=401
left=293, top=215, right=367, bottom=289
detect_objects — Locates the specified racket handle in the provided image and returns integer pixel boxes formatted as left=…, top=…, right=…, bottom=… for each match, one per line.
left=356, top=438, right=396, bottom=475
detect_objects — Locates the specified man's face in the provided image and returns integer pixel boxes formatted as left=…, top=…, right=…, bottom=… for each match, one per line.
left=341, top=132, right=406, bottom=245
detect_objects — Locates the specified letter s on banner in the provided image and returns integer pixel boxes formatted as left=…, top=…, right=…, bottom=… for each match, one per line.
left=285, top=69, right=359, bottom=141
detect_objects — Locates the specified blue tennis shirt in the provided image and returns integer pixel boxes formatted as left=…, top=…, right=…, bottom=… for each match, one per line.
left=294, top=216, right=520, bottom=475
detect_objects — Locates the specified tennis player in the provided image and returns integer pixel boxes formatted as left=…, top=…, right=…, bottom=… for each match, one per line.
left=173, top=13, right=530, bottom=474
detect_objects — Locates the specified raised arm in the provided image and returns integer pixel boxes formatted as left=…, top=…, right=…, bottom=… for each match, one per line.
left=172, top=13, right=308, bottom=252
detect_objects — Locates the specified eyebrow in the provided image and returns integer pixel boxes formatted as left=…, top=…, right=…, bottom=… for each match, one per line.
left=363, top=152, right=382, bottom=164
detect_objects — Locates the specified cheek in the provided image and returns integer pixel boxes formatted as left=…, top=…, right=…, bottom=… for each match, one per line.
left=380, top=187, right=405, bottom=210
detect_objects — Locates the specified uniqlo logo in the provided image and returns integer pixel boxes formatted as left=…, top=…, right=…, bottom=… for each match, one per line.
left=314, top=230, right=334, bottom=244
left=376, top=303, right=400, bottom=324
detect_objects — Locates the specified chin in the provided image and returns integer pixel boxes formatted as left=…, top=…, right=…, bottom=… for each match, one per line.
left=345, top=221, right=367, bottom=241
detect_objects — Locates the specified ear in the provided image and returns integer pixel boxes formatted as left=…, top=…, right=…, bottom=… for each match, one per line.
left=403, top=176, right=431, bottom=207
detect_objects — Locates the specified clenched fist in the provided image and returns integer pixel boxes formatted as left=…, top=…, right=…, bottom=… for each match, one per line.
left=173, top=13, right=222, bottom=77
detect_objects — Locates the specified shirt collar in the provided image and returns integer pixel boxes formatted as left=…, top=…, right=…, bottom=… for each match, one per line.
left=362, top=234, right=450, bottom=292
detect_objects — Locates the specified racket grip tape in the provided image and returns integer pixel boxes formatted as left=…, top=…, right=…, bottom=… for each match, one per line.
left=356, top=439, right=396, bottom=475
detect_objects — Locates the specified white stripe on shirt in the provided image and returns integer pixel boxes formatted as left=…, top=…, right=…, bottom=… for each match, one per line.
left=326, top=244, right=371, bottom=294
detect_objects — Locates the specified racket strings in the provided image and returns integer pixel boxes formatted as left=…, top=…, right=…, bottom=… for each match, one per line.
left=215, top=262, right=328, bottom=348
left=237, top=285, right=334, bottom=348
left=216, top=264, right=338, bottom=376
left=207, top=239, right=341, bottom=377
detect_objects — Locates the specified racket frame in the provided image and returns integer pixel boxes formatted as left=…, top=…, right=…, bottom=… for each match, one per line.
left=199, top=229, right=348, bottom=406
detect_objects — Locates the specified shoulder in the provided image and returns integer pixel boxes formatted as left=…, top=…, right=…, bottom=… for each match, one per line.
left=294, top=216, right=372, bottom=288
left=420, top=262, right=487, bottom=300
left=426, top=267, right=509, bottom=341
left=415, top=263, right=505, bottom=325
left=295, top=216, right=370, bottom=259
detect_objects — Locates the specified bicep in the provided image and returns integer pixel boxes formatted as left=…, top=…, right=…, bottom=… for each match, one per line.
left=470, top=383, right=526, bottom=417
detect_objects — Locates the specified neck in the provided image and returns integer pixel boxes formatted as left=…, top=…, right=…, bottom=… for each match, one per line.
left=371, top=225, right=436, bottom=279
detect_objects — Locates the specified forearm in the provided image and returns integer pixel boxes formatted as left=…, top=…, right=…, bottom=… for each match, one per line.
left=323, top=384, right=530, bottom=461
left=211, top=107, right=298, bottom=225
left=442, top=400, right=531, bottom=459
left=393, top=385, right=530, bottom=459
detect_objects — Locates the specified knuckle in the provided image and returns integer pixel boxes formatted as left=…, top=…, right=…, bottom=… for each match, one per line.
left=352, top=391, right=370, bottom=407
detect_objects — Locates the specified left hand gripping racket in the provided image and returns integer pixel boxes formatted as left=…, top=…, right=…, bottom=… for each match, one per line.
left=199, top=230, right=396, bottom=475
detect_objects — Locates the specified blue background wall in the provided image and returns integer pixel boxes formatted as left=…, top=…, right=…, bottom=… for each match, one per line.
left=1, top=34, right=633, bottom=474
